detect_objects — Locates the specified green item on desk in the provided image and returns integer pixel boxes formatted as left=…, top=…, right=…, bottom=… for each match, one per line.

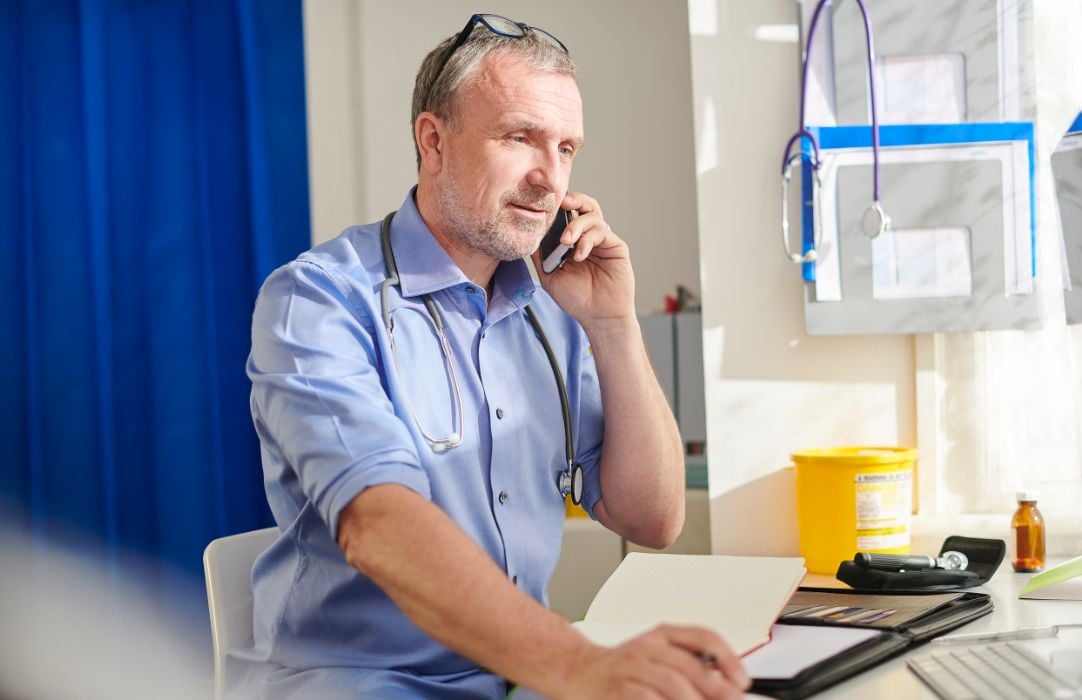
left=1020, top=554, right=1082, bottom=600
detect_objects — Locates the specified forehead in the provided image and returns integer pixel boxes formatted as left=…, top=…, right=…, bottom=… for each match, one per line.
left=459, top=53, right=584, bottom=139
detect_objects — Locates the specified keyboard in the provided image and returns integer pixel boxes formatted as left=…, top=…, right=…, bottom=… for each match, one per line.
left=907, top=642, right=1082, bottom=699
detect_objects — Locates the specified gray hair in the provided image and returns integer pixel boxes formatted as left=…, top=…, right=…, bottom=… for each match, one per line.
left=411, top=25, right=578, bottom=169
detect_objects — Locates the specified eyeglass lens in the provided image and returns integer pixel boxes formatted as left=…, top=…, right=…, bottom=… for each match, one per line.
left=477, top=14, right=526, bottom=37
left=476, top=14, right=568, bottom=54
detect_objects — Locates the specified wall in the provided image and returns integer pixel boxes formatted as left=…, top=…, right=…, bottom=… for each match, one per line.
left=687, top=0, right=916, bottom=556
left=303, top=0, right=703, bottom=315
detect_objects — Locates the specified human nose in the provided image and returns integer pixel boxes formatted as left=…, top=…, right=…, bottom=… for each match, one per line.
left=525, top=145, right=566, bottom=194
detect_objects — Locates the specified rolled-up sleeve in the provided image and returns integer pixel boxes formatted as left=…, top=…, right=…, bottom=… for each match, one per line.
left=248, top=260, right=431, bottom=539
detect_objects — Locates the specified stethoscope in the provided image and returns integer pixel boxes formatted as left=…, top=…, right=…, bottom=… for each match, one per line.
left=781, top=0, right=890, bottom=264
left=379, top=211, right=584, bottom=505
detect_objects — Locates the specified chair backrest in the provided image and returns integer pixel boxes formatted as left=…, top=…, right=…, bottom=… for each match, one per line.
left=203, top=527, right=278, bottom=697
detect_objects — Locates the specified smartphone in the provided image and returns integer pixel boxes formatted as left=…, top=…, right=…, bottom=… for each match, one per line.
left=540, top=208, right=575, bottom=274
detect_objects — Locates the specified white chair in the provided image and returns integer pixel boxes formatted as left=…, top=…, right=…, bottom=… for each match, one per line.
left=203, top=527, right=278, bottom=698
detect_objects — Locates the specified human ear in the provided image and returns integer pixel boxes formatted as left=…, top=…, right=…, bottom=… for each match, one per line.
left=415, top=112, right=445, bottom=174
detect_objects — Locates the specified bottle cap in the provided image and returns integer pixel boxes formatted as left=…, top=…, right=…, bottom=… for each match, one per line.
left=1016, top=491, right=1038, bottom=503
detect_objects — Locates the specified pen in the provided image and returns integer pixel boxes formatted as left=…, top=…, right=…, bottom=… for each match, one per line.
left=931, top=624, right=1079, bottom=645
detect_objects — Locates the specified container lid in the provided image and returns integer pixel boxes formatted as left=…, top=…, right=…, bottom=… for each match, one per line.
left=1016, top=491, right=1038, bottom=502
left=791, top=446, right=917, bottom=465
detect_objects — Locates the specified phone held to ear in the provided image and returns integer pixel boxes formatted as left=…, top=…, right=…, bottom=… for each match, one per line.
left=540, top=208, right=575, bottom=274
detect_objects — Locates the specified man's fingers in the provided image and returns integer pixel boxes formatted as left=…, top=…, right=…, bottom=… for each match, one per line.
left=659, top=625, right=750, bottom=692
left=614, top=625, right=749, bottom=699
left=619, top=635, right=704, bottom=700
left=559, top=216, right=617, bottom=262
left=559, top=191, right=607, bottom=244
left=581, top=625, right=750, bottom=700
left=644, top=646, right=731, bottom=699
left=641, top=662, right=703, bottom=700
left=571, top=226, right=604, bottom=260
left=561, top=190, right=601, bottom=218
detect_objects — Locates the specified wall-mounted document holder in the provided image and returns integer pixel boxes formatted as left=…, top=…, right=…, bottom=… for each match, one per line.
left=1054, top=113, right=1082, bottom=324
left=830, top=0, right=1033, bottom=125
left=801, top=122, right=1039, bottom=336
left=805, top=0, right=1038, bottom=127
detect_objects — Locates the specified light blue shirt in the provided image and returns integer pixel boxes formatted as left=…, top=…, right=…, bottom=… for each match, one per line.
left=229, top=190, right=605, bottom=698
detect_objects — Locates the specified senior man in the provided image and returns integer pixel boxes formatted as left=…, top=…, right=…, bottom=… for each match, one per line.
left=234, top=13, right=749, bottom=699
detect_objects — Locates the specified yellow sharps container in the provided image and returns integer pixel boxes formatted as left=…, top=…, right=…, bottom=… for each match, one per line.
left=792, top=446, right=916, bottom=575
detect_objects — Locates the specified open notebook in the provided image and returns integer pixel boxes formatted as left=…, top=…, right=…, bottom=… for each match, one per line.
left=572, top=553, right=807, bottom=655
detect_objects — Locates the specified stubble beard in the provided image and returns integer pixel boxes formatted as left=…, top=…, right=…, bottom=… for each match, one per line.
left=438, top=181, right=557, bottom=262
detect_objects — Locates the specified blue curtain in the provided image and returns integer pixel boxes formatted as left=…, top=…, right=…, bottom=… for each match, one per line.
left=0, top=0, right=309, bottom=582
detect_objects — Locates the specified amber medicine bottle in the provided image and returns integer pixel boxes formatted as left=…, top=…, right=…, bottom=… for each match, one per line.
left=1011, top=492, right=1045, bottom=573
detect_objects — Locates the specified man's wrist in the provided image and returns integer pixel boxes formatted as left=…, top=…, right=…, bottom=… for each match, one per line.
left=579, top=315, right=640, bottom=346
left=534, top=635, right=605, bottom=699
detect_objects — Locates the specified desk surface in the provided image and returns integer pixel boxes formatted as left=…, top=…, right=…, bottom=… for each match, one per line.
left=768, top=564, right=1082, bottom=698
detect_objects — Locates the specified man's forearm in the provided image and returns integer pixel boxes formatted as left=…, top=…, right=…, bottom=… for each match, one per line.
left=582, top=316, right=686, bottom=548
left=337, top=484, right=594, bottom=696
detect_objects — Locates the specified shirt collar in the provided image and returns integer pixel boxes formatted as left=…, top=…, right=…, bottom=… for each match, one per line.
left=389, top=188, right=538, bottom=307
left=491, top=257, right=538, bottom=311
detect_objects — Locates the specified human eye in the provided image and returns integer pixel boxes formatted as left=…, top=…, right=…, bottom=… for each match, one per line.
left=559, top=144, right=576, bottom=159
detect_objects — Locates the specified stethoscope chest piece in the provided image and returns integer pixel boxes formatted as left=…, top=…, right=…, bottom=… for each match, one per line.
left=860, top=202, right=891, bottom=240
left=559, top=463, right=584, bottom=506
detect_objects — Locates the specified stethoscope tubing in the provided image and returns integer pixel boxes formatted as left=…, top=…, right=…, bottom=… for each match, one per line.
left=781, top=0, right=890, bottom=260
left=800, top=0, right=881, bottom=202
left=380, top=212, right=464, bottom=450
left=379, top=211, right=583, bottom=503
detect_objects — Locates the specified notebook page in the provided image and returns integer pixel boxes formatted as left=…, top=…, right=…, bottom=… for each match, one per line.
left=582, top=553, right=806, bottom=651
left=742, top=624, right=881, bottom=679
left=572, top=620, right=770, bottom=656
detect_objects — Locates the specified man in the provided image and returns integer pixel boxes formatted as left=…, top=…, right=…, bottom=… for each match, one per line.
left=233, top=14, right=750, bottom=699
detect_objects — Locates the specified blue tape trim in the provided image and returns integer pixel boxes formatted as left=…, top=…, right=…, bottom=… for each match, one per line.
left=802, top=122, right=1037, bottom=281
left=808, top=122, right=1035, bottom=150
left=801, top=139, right=816, bottom=283
left=1070, top=112, right=1082, bottom=135
left=1028, top=128, right=1036, bottom=278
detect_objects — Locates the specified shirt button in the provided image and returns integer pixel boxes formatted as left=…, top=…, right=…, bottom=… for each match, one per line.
left=499, top=491, right=509, bottom=504
left=496, top=408, right=504, bottom=420
left=465, top=286, right=477, bottom=294
left=512, top=575, right=518, bottom=585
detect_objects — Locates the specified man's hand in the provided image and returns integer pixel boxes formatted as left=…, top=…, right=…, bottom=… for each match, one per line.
left=532, top=191, right=635, bottom=328
left=561, top=625, right=751, bottom=699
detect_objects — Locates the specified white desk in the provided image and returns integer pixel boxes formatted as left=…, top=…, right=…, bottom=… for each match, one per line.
left=783, top=564, right=1082, bottom=698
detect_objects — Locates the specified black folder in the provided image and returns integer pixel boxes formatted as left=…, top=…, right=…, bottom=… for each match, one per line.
left=750, top=587, right=993, bottom=699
